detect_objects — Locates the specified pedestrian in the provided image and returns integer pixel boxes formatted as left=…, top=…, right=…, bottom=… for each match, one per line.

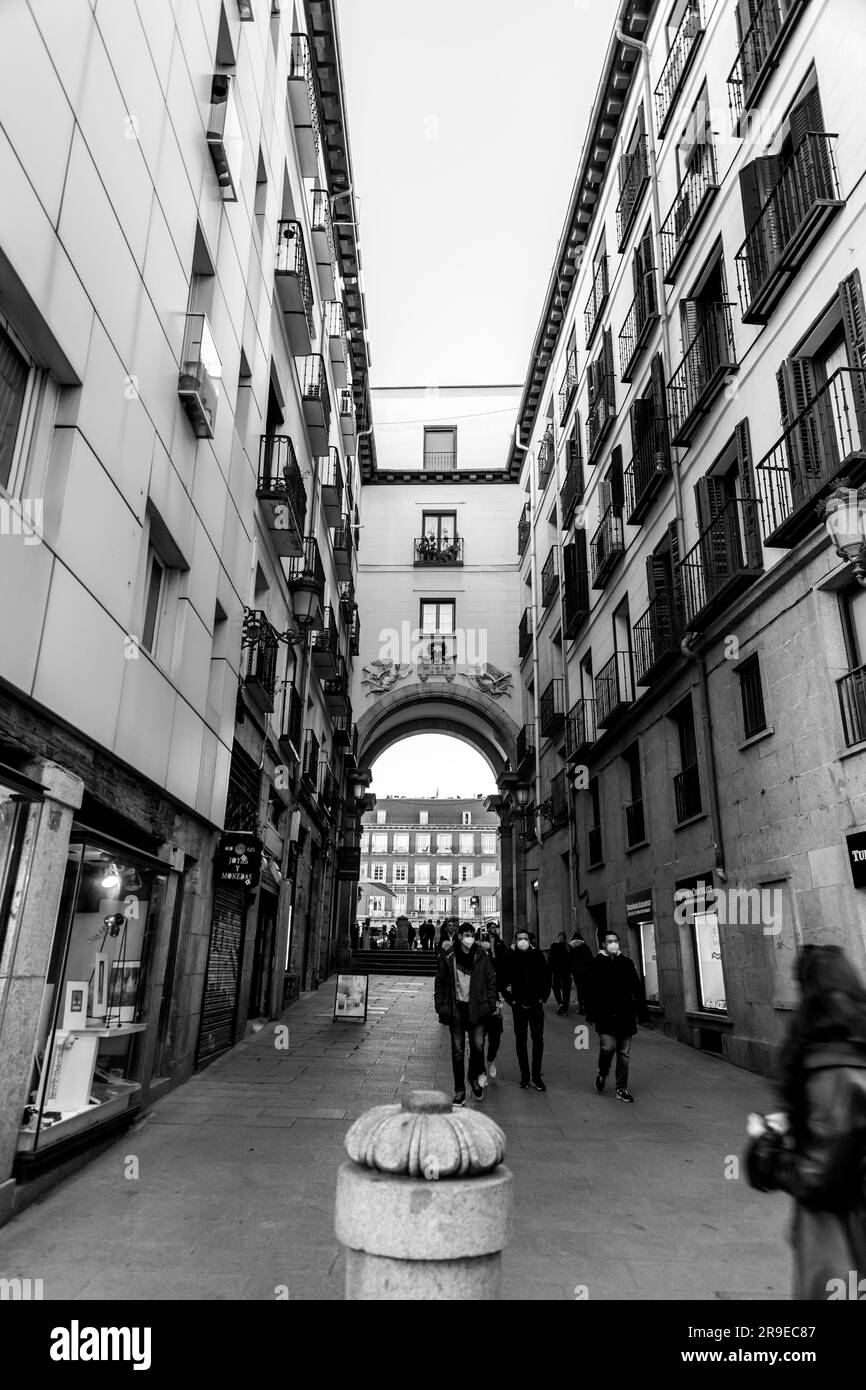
left=407, top=921, right=416, bottom=951
left=745, top=944, right=866, bottom=1300
left=434, top=920, right=497, bottom=1107
left=388, top=923, right=397, bottom=952
left=501, top=927, right=551, bottom=1091
left=436, top=920, right=452, bottom=956
left=568, top=929, right=594, bottom=1013
left=350, top=920, right=359, bottom=952
left=424, top=918, right=436, bottom=951
left=548, top=931, right=572, bottom=1015
left=586, top=930, right=649, bottom=1103
left=480, top=924, right=507, bottom=1084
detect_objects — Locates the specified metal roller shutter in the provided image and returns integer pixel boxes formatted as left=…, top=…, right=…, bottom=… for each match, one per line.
left=196, top=884, right=246, bottom=1065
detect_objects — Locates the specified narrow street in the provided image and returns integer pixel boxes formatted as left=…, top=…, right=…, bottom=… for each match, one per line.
left=1, top=977, right=791, bottom=1302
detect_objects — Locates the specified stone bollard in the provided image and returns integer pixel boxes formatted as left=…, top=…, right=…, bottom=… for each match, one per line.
left=335, top=1089, right=512, bottom=1299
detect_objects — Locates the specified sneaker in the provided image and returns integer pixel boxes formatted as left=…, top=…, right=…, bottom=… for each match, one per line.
left=594, top=1073, right=605, bottom=1094
left=616, top=1088, right=635, bottom=1103
left=488, top=1061, right=498, bottom=1080
left=470, top=1079, right=484, bottom=1101
left=531, top=1078, right=547, bottom=1092
left=519, top=1077, right=531, bottom=1089
left=453, top=1091, right=466, bottom=1107
left=477, top=1072, right=488, bottom=1089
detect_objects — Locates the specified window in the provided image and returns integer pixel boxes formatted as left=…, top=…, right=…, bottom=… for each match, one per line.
left=415, top=895, right=432, bottom=913
left=360, top=833, right=370, bottom=853
left=371, top=863, right=386, bottom=882
left=459, top=833, right=474, bottom=854
left=420, top=600, right=455, bottom=635
left=360, top=862, right=369, bottom=879
left=458, top=897, right=473, bottom=917
left=371, top=833, right=388, bottom=854
left=422, top=511, right=457, bottom=542
left=436, top=895, right=449, bottom=914
left=481, top=833, right=496, bottom=855
left=393, top=863, right=408, bottom=883
left=678, top=880, right=727, bottom=1012
left=423, top=426, right=456, bottom=470
left=394, top=895, right=407, bottom=915
left=623, top=742, right=645, bottom=846
left=437, top=862, right=452, bottom=884
left=141, top=547, right=166, bottom=655
left=738, top=655, right=767, bottom=739
left=415, top=832, right=430, bottom=853
left=0, top=321, right=31, bottom=492
left=458, top=862, right=475, bottom=883
left=638, top=918, right=660, bottom=1004
left=481, top=862, right=497, bottom=877
left=392, top=833, right=409, bottom=853
left=461, top=811, right=472, bottom=826
left=671, top=696, right=702, bottom=822
left=418, top=811, right=429, bottom=824
left=368, top=896, right=385, bottom=914
left=588, top=777, right=603, bottom=865
left=482, top=896, right=497, bottom=916
left=376, top=809, right=386, bottom=824
left=415, top=862, right=430, bottom=884
left=436, top=833, right=452, bottom=854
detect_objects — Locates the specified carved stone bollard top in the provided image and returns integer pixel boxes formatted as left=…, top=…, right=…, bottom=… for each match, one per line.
left=344, top=1089, right=506, bottom=1180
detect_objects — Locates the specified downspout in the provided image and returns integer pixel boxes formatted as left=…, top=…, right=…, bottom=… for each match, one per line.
left=528, top=449, right=543, bottom=850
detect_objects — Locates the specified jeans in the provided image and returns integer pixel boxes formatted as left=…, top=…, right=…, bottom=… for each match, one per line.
left=450, top=1003, right=486, bottom=1091
left=598, top=1032, right=632, bottom=1089
left=512, top=1003, right=544, bottom=1081
left=552, top=975, right=571, bottom=1010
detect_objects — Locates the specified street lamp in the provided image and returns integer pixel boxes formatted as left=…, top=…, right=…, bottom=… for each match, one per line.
left=818, top=478, right=866, bottom=586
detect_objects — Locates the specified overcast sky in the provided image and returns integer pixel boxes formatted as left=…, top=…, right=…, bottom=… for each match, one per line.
left=337, top=0, right=613, bottom=386
left=371, top=735, right=498, bottom=796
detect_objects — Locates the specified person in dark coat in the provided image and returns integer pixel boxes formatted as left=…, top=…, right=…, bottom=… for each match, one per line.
left=745, top=945, right=866, bottom=1300
left=586, top=930, right=648, bottom=1102
left=568, top=930, right=594, bottom=1013
left=477, top=924, right=507, bottom=1084
left=387, top=923, right=397, bottom=951
left=548, top=931, right=573, bottom=1015
left=434, top=922, right=497, bottom=1106
left=501, top=927, right=552, bottom=1090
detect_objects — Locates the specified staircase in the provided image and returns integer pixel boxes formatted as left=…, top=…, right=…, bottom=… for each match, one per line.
left=350, top=949, right=438, bottom=978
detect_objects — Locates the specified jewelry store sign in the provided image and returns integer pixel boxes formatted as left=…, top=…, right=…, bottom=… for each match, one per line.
left=217, top=833, right=262, bottom=889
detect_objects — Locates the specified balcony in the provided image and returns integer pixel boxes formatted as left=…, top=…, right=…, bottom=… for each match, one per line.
left=414, top=535, right=464, bottom=566
left=537, top=425, right=555, bottom=492
left=756, top=368, right=866, bottom=547
left=590, top=505, right=625, bottom=589
left=310, top=604, right=339, bottom=675
left=332, top=516, right=354, bottom=580
left=588, top=824, right=603, bottom=866
left=616, top=136, right=650, bottom=250
left=274, top=221, right=314, bottom=352
left=318, top=447, right=344, bottom=526
left=619, top=274, right=659, bottom=383
left=667, top=302, right=738, bottom=447
left=563, top=546, right=590, bottom=639
left=566, top=699, right=596, bottom=762
left=516, top=724, right=535, bottom=770
left=333, top=710, right=353, bottom=749
left=547, top=770, right=569, bottom=827
left=539, top=678, right=566, bottom=738
left=287, top=537, right=326, bottom=629
left=517, top=503, right=530, bottom=559
left=518, top=608, right=533, bottom=661
left=584, top=255, right=609, bottom=348
left=279, top=683, right=304, bottom=761
left=310, top=188, right=336, bottom=297
left=625, top=798, right=646, bottom=848
left=560, top=436, right=584, bottom=528
left=423, top=451, right=457, bottom=473
left=559, top=350, right=578, bottom=425
left=206, top=74, right=241, bottom=201
left=541, top=545, right=560, bottom=607
left=654, top=0, right=704, bottom=138
left=586, top=374, right=616, bottom=463
left=323, top=655, right=350, bottom=713
left=318, top=763, right=339, bottom=819
left=302, top=730, right=319, bottom=785
left=727, top=0, right=810, bottom=133
left=735, top=133, right=844, bottom=325
left=594, top=650, right=634, bottom=729
left=339, top=577, right=354, bottom=619
left=661, top=143, right=720, bottom=285
left=349, top=603, right=360, bottom=657
left=339, top=387, right=356, bottom=443
left=178, top=313, right=221, bottom=439
left=625, top=417, right=671, bottom=525
left=678, top=497, right=762, bottom=631
left=287, top=33, right=321, bottom=177
left=241, top=608, right=279, bottom=714
left=324, top=300, right=350, bottom=387
left=633, top=589, right=682, bottom=686
left=257, top=434, right=306, bottom=557
left=674, top=762, right=702, bottom=822
left=838, top=662, right=866, bottom=748
left=299, top=355, right=331, bottom=453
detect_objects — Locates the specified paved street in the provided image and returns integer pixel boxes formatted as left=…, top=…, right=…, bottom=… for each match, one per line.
left=0, top=976, right=791, bottom=1301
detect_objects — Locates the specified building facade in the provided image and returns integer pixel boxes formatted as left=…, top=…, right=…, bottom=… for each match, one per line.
left=0, top=0, right=371, bottom=1217
left=359, top=796, right=501, bottom=932
left=511, top=0, right=866, bottom=1075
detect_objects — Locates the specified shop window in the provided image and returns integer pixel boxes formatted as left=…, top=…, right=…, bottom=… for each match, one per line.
left=0, top=777, right=37, bottom=963
left=19, top=842, right=169, bottom=1159
left=676, top=879, right=727, bottom=1013
left=638, top=919, right=660, bottom=1004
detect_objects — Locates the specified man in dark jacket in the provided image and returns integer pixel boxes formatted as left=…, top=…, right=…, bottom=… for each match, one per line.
left=569, top=930, right=594, bottom=1013
left=586, top=930, right=649, bottom=1102
left=548, top=931, right=572, bottom=1015
left=502, top=927, right=552, bottom=1091
left=434, top=922, right=497, bottom=1106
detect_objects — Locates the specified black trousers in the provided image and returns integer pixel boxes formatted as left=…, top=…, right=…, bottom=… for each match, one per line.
left=552, top=974, right=571, bottom=1009
left=512, top=1003, right=544, bottom=1081
left=485, top=1011, right=503, bottom=1063
left=450, top=1003, right=486, bottom=1090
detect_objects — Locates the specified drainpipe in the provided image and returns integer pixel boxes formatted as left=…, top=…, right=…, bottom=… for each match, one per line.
left=528, top=449, right=544, bottom=850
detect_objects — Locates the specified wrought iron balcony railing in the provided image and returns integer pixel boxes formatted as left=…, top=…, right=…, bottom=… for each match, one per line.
left=584, top=255, right=610, bottom=348
left=661, top=142, right=719, bottom=285
left=616, top=136, right=650, bottom=250
left=256, top=434, right=307, bottom=556
left=310, top=605, right=339, bottom=669
left=299, top=354, right=332, bottom=439
left=727, top=0, right=809, bottom=132
left=560, top=436, right=585, bottom=528
left=241, top=608, right=279, bottom=713
left=838, top=661, right=866, bottom=748
left=516, top=723, right=535, bottom=768
left=735, top=132, right=844, bottom=325
left=625, top=797, right=646, bottom=847
left=756, top=368, right=866, bottom=547
left=654, top=0, right=704, bottom=138
left=590, top=504, right=625, bottom=589
left=667, top=302, right=737, bottom=447
left=566, top=698, right=596, bottom=761
left=288, top=33, right=321, bottom=166
left=288, top=535, right=326, bottom=593
left=539, top=678, right=566, bottom=738
left=541, top=544, right=560, bottom=607
left=633, top=588, right=682, bottom=686
left=423, top=451, right=457, bottom=472
left=414, top=534, right=464, bottom=565
left=349, top=602, right=360, bottom=656
left=310, top=186, right=335, bottom=259
left=302, top=728, right=320, bottom=784
left=587, top=375, right=616, bottom=463
left=678, top=497, right=762, bottom=630
left=517, top=502, right=530, bottom=558
left=619, top=272, right=659, bottom=382
left=624, top=417, right=672, bottom=525
left=339, top=577, right=355, bottom=617
left=674, top=762, right=702, bottom=822
left=274, top=220, right=315, bottom=345
left=594, top=650, right=634, bottom=728
left=518, top=608, right=533, bottom=660
left=537, top=425, right=555, bottom=492
left=559, top=350, right=578, bottom=424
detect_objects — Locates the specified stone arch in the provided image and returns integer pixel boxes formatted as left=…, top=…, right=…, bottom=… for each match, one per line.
left=354, top=682, right=521, bottom=777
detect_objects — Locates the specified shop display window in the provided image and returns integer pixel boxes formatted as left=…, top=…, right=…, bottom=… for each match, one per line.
left=638, top=920, right=660, bottom=1005
left=18, top=840, right=168, bottom=1156
left=0, top=779, right=35, bottom=962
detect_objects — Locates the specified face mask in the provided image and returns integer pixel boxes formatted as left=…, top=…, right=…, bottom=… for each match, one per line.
left=461, top=936, right=474, bottom=948
left=516, top=939, right=530, bottom=951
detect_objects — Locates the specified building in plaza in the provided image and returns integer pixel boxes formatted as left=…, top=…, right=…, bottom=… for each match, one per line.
left=509, top=0, right=866, bottom=1075
left=359, top=797, right=501, bottom=933
left=0, top=0, right=371, bottom=1215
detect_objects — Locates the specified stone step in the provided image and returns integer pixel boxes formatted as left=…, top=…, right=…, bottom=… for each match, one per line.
left=350, top=951, right=437, bottom=977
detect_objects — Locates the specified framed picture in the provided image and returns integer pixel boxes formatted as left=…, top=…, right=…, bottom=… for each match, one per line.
left=333, top=974, right=369, bottom=1022
left=108, top=960, right=141, bottom=1025
left=90, top=952, right=109, bottom=1020
left=62, top=981, right=88, bottom=1032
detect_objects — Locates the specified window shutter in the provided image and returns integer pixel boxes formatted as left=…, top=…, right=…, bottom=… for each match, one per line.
left=600, top=478, right=613, bottom=514
left=650, top=352, right=670, bottom=459
left=667, top=519, right=685, bottom=631
left=587, top=359, right=599, bottom=407
left=789, top=81, right=825, bottom=147
left=735, top=419, right=762, bottom=567
left=776, top=357, right=822, bottom=479
left=603, top=329, right=615, bottom=405
left=609, top=445, right=624, bottom=507
left=680, top=298, right=700, bottom=350
left=646, top=551, right=670, bottom=600
left=839, top=271, right=866, bottom=434
left=695, top=474, right=729, bottom=532
left=572, top=412, right=583, bottom=463
left=788, top=82, right=834, bottom=201
left=696, top=474, right=735, bottom=582
left=738, top=157, right=781, bottom=232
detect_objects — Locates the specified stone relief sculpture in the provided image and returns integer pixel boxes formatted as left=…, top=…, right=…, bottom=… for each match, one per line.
left=463, top=663, right=513, bottom=699
left=361, top=660, right=412, bottom=695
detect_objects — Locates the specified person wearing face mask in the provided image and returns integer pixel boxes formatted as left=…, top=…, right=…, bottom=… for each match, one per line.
left=586, top=930, right=649, bottom=1103
left=501, top=927, right=552, bottom=1091
left=434, top=920, right=497, bottom=1106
